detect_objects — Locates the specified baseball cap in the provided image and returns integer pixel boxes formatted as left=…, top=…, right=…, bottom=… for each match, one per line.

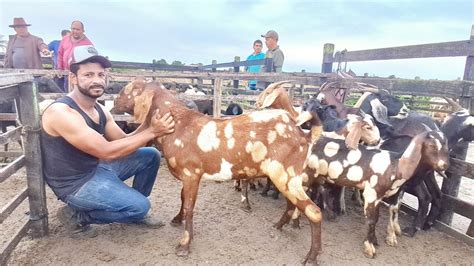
left=69, top=45, right=112, bottom=69
left=261, top=30, right=279, bottom=40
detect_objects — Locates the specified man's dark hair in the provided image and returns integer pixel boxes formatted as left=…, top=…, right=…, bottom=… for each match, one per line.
left=61, top=29, right=70, bottom=37
left=71, top=20, right=84, bottom=31
left=253, top=40, right=263, bottom=46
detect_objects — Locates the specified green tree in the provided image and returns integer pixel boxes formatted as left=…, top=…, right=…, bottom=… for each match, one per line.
left=171, top=60, right=184, bottom=66
left=155, top=59, right=168, bottom=65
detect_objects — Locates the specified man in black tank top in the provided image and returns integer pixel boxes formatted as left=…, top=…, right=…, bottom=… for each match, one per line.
left=41, top=45, right=175, bottom=237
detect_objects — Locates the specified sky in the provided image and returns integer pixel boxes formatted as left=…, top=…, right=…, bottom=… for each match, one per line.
left=1, top=0, right=473, bottom=80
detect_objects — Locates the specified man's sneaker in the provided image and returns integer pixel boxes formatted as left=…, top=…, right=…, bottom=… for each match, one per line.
left=134, top=214, right=165, bottom=229
left=56, top=205, right=98, bottom=238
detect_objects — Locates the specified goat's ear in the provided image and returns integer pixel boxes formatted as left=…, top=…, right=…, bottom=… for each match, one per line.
left=259, top=90, right=280, bottom=108
left=396, top=133, right=426, bottom=179
left=370, top=98, right=392, bottom=126
left=345, top=122, right=362, bottom=150
left=124, top=79, right=146, bottom=95
left=133, top=89, right=155, bottom=124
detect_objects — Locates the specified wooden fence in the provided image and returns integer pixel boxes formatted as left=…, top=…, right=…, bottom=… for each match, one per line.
left=0, top=73, right=48, bottom=265
left=321, top=25, right=474, bottom=242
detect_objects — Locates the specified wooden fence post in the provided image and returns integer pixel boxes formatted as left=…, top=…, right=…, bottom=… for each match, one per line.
left=211, top=60, right=217, bottom=86
left=300, top=69, right=306, bottom=95
left=18, top=81, right=48, bottom=238
left=213, top=78, right=222, bottom=119
left=321, top=43, right=335, bottom=73
left=440, top=25, right=474, bottom=226
left=233, top=56, right=240, bottom=89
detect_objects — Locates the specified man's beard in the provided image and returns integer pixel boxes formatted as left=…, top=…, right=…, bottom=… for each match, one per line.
left=77, top=83, right=105, bottom=99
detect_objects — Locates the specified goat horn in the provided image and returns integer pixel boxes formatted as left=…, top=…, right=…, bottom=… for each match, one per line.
left=443, top=97, right=464, bottom=112
left=265, top=80, right=296, bottom=91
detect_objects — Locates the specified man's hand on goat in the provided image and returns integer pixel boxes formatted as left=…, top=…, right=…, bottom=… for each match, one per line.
left=150, top=110, right=175, bottom=137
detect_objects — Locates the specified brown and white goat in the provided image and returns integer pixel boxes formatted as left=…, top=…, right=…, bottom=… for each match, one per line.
left=276, top=130, right=449, bottom=258
left=113, top=80, right=324, bottom=263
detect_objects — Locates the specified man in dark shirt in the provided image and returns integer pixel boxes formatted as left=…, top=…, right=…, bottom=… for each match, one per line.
left=41, top=45, right=175, bottom=237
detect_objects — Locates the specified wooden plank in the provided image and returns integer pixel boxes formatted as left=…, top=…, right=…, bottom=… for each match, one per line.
left=0, top=126, right=22, bottom=146
left=0, top=73, right=34, bottom=87
left=332, top=40, right=474, bottom=63
left=0, top=113, right=18, bottom=121
left=213, top=79, right=223, bottom=118
left=0, top=155, right=25, bottom=183
left=441, top=194, right=474, bottom=220
left=17, top=82, right=49, bottom=238
left=0, top=151, right=24, bottom=157
left=0, top=85, right=20, bottom=103
left=0, top=219, right=31, bottom=265
left=447, top=158, right=474, bottom=179
left=434, top=220, right=474, bottom=246
left=201, top=59, right=266, bottom=69
left=0, top=187, right=28, bottom=223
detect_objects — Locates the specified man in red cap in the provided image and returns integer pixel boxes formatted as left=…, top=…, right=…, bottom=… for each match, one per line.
left=4, top=17, right=50, bottom=69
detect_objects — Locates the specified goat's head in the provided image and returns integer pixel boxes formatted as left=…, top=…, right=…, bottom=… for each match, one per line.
left=256, top=80, right=294, bottom=109
left=297, top=98, right=380, bottom=149
left=357, top=89, right=409, bottom=126
left=398, top=130, right=450, bottom=179
left=441, top=109, right=474, bottom=149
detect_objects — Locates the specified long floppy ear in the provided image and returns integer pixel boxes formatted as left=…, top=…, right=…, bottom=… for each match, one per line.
left=370, top=98, right=392, bottom=126
left=133, top=89, right=155, bottom=123
left=396, top=132, right=427, bottom=179
left=345, top=122, right=362, bottom=150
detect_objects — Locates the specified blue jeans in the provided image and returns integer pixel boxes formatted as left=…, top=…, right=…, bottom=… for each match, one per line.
left=64, top=147, right=160, bottom=225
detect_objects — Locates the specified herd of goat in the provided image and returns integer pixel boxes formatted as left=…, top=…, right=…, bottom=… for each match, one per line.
left=1, top=78, right=473, bottom=264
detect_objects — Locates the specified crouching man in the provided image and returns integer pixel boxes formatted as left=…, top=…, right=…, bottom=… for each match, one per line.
left=41, top=45, right=175, bottom=238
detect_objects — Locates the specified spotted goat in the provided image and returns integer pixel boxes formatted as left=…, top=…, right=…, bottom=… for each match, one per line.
left=113, top=79, right=325, bottom=264
left=276, top=113, right=449, bottom=258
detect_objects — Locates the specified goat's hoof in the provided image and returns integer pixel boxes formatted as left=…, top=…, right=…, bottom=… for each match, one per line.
left=402, top=227, right=417, bottom=237
left=302, top=251, right=320, bottom=265
left=363, top=240, right=376, bottom=258
left=175, top=245, right=189, bottom=257
left=240, top=205, right=252, bottom=213
left=385, top=236, right=398, bottom=247
left=234, top=187, right=242, bottom=192
left=273, top=222, right=284, bottom=231
left=260, top=191, right=269, bottom=197
left=422, top=221, right=434, bottom=231
left=291, top=221, right=301, bottom=229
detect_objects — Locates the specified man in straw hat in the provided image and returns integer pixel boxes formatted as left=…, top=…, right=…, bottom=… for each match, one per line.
left=4, top=17, right=50, bottom=69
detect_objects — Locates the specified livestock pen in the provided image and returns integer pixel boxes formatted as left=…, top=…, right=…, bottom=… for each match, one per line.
left=1, top=27, right=474, bottom=264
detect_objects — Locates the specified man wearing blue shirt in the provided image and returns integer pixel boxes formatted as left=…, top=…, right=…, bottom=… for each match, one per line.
left=245, top=40, right=265, bottom=90
left=48, top=29, right=70, bottom=69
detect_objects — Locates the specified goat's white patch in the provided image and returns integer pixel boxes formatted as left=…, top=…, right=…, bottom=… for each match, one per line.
left=165, top=101, right=171, bottom=105
left=267, top=130, right=277, bottom=144
left=343, top=160, right=349, bottom=168
left=250, top=131, right=256, bottom=138
left=347, top=149, right=362, bottom=164
left=437, top=160, right=446, bottom=169
left=197, top=121, right=220, bottom=152
left=302, top=173, right=309, bottom=183
left=385, top=179, right=407, bottom=197
left=260, top=159, right=288, bottom=186
left=323, top=141, right=340, bottom=157
left=243, top=167, right=258, bottom=176
left=287, top=166, right=296, bottom=177
left=245, top=141, right=268, bottom=163
left=363, top=181, right=377, bottom=204
left=316, top=93, right=325, bottom=102
left=202, top=159, right=233, bottom=181
left=402, top=141, right=416, bottom=158
left=291, top=208, right=300, bottom=220
left=307, top=155, right=319, bottom=169
left=434, top=139, right=442, bottom=151
left=299, top=146, right=303, bottom=152
left=347, top=165, right=363, bottom=182
left=227, top=138, right=235, bottom=149
left=168, top=157, right=177, bottom=168
left=319, top=160, right=329, bottom=175
left=275, top=123, right=287, bottom=138
left=463, top=116, right=474, bottom=126
left=282, top=114, right=290, bottom=123
left=305, top=204, right=322, bottom=223
left=224, top=123, right=233, bottom=139
left=174, top=139, right=184, bottom=148
left=249, top=109, right=287, bottom=122
left=288, top=175, right=307, bottom=201
left=370, top=151, right=391, bottom=174
left=183, top=168, right=191, bottom=176
left=195, top=168, right=201, bottom=174
left=370, top=175, right=378, bottom=187
left=328, top=161, right=344, bottom=179
left=240, top=194, right=247, bottom=203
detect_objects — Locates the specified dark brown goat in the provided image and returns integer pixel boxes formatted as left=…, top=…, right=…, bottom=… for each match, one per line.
left=113, top=80, right=324, bottom=263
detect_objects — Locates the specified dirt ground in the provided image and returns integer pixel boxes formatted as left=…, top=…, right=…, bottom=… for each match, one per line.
left=1, top=160, right=473, bottom=266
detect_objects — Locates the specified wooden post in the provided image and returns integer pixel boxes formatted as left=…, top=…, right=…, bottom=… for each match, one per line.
left=151, top=59, right=157, bottom=81
left=288, top=84, right=295, bottom=105
left=18, top=81, right=48, bottom=237
left=233, top=56, right=240, bottom=89
left=300, top=69, right=306, bottom=95
left=211, top=60, right=217, bottom=86
left=213, top=78, right=222, bottom=119
left=440, top=25, right=473, bottom=225
left=321, top=43, right=335, bottom=73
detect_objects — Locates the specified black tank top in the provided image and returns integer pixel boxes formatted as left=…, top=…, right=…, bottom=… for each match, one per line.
left=41, top=96, right=106, bottom=200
